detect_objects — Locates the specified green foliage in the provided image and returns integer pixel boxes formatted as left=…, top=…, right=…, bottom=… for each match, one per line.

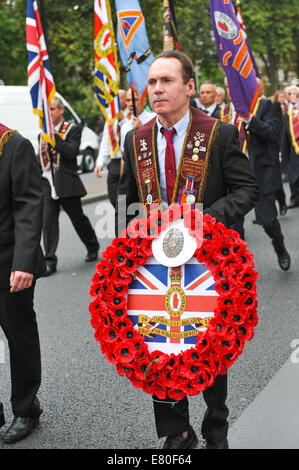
left=0, top=0, right=298, bottom=118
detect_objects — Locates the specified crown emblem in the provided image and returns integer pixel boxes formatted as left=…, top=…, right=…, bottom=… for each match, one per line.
left=170, top=267, right=182, bottom=285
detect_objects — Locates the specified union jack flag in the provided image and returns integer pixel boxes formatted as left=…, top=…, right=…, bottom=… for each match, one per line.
left=26, top=0, right=56, bottom=147
left=94, top=0, right=120, bottom=123
left=127, top=257, right=218, bottom=355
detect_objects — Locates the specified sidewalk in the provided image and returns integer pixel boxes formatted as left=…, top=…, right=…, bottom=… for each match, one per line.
left=229, top=357, right=299, bottom=449
left=81, top=170, right=108, bottom=205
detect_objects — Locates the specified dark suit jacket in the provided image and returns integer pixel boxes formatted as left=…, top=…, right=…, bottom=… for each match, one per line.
left=0, top=133, right=44, bottom=289
left=281, top=112, right=299, bottom=184
left=41, top=123, right=87, bottom=198
left=246, top=98, right=281, bottom=195
left=190, top=100, right=220, bottom=119
left=116, top=108, right=259, bottom=232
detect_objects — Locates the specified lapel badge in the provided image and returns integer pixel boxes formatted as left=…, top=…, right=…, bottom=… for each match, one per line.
left=140, top=139, right=148, bottom=152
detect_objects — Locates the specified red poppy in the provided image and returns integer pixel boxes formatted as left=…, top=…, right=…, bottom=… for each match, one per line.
left=89, top=211, right=258, bottom=398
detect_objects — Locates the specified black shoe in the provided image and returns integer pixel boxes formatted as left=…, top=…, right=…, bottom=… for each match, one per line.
left=277, top=250, right=291, bottom=271
left=44, top=264, right=57, bottom=276
left=288, top=201, right=299, bottom=209
left=85, top=251, right=98, bottom=262
left=279, top=204, right=288, bottom=216
left=205, top=437, right=229, bottom=449
left=2, top=412, right=42, bottom=444
left=0, top=403, right=5, bottom=427
left=162, top=426, right=198, bottom=449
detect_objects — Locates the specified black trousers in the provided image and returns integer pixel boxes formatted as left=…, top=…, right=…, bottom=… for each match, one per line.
left=254, top=191, right=278, bottom=226
left=42, top=179, right=99, bottom=266
left=289, top=177, right=299, bottom=205
left=107, top=158, right=121, bottom=208
left=153, top=374, right=228, bottom=444
left=0, top=284, right=41, bottom=417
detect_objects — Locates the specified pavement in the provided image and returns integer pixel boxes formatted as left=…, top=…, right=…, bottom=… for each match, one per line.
left=81, top=169, right=108, bottom=205
left=229, top=356, right=299, bottom=449
left=80, top=173, right=299, bottom=449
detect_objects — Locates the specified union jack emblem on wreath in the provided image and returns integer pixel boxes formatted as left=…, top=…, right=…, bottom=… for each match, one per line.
left=127, top=257, right=218, bottom=355
left=89, top=208, right=259, bottom=399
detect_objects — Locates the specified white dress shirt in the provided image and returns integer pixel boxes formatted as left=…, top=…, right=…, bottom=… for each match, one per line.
left=96, top=109, right=130, bottom=167
left=200, top=103, right=217, bottom=116
left=120, top=109, right=155, bottom=152
left=156, top=109, right=190, bottom=208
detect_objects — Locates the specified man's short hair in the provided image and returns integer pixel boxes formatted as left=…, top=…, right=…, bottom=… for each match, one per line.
left=54, top=95, right=64, bottom=109
left=200, top=81, right=216, bottom=92
left=150, top=50, right=194, bottom=84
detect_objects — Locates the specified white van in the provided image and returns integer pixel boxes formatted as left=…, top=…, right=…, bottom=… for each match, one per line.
left=0, top=86, right=99, bottom=172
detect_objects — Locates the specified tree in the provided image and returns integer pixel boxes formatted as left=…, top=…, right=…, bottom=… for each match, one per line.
left=0, top=0, right=27, bottom=85
left=1, top=0, right=298, bottom=118
left=239, top=0, right=299, bottom=93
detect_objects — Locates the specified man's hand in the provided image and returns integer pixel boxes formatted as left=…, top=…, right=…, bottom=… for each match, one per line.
left=94, top=165, right=103, bottom=177
left=131, top=116, right=142, bottom=129
left=10, top=271, right=33, bottom=293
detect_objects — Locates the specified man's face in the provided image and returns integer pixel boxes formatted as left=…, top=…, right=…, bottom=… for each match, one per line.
left=288, top=87, right=298, bottom=105
left=147, top=57, right=194, bottom=124
left=50, top=99, right=64, bottom=127
left=126, top=90, right=143, bottom=116
left=199, top=84, right=216, bottom=107
left=119, top=91, right=127, bottom=111
left=215, top=88, right=225, bottom=105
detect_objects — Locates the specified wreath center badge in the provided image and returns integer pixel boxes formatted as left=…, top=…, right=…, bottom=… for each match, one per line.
left=89, top=206, right=258, bottom=400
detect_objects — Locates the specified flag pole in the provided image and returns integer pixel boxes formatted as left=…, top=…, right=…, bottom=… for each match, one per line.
left=38, top=0, right=57, bottom=198
left=131, top=89, right=137, bottom=116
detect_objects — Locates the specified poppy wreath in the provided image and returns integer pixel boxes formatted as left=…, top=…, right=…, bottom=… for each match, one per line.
left=89, top=205, right=258, bottom=401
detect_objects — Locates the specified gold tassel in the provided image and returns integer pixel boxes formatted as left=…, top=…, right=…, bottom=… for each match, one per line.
left=0, top=130, right=19, bottom=157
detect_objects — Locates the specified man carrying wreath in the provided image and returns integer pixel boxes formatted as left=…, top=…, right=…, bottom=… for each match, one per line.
left=116, top=50, right=259, bottom=449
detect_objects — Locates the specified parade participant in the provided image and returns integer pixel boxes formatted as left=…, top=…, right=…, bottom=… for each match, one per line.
left=120, top=88, right=155, bottom=153
left=40, top=95, right=99, bottom=276
left=215, top=86, right=226, bottom=108
left=281, top=86, right=299, bottom=208
left=272, top=92, right=288, bottom=216
left=0, top=123, right=44, bottom=443
left=220, top=78, right=249, bottom=239
left=196, top=81, right=220, bottom=118
left=94, top=90, right=129, bottom=208
left=116, top=50, right=259, bottom=449
left=240, top=79, right=291, bottom=270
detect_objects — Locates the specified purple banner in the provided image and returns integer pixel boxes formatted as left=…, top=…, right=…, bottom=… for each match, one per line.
left=210, top=0, right=260, bottom=118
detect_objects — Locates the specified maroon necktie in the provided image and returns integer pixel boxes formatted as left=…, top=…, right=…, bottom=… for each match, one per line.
left=161, top=127, right=176, bottom=205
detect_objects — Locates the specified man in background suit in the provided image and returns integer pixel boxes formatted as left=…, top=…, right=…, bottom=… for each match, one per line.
left=0, top=123, right=44, bottom=444
left=40, top=95, right=99, bottom=275
left=192, top=81, right=221, bottom=118
left=241, top=79, right=291, bottom=270
left=281, top=86, right=299, bottom=207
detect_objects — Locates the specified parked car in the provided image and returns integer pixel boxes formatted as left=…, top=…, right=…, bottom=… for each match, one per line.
left=0, top=86, right=99, bottom=172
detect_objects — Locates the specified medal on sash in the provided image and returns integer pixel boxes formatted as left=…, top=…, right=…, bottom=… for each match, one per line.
left=133, top=107, right=219, bottom=211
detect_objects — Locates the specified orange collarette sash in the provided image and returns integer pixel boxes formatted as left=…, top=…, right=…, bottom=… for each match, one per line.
left=220, top=102, right=247, bottom=153
left=40, top=121, right=73, bottom=171
left=288, top=108, right=299, bottom=154
left=0, top=123, right=18, bottom=157
left=132, top=107, right=220, bottom=211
